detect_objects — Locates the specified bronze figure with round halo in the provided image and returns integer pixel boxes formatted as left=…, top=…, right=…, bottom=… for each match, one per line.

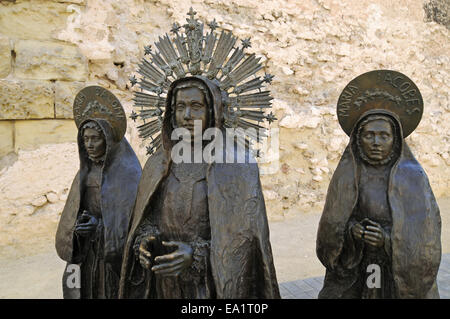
left=55, top=86, right=142, bottom=299
left=316, top=70, right=441, bottom=299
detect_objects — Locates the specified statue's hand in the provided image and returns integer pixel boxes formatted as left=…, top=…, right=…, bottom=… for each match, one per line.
left=351, top=222, right=365, bottom=241
left=151, top=241, right=193, bottom=276
left=363, top=220, right=385, bottom=248
left=75, top=210, right=98, bottom=237
left=138, top=235, right=157, bottom=270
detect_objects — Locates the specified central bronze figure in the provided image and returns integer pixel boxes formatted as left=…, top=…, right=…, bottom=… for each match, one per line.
left=119, top=8, right=280, bottom=299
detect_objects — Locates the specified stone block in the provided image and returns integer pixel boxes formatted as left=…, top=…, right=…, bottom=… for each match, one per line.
left=14, top=40, right=88, bottom=81
left=0, top=80, right=54, bottom=120
left=0, top=36, right=11, bottom=78
left=14, top=120, right=77, bottom=152
left=0, top=1, right=72, bottom=40
left=54, top=0, right=86, bottom=4
left=55, top=81, right=86, bottom=119
left=0, top=121, right=14, bottom=157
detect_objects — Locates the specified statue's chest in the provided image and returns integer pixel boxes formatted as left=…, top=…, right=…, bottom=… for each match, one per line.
left=157, top=163, right=210, bottom=241
left=83, top=163, right=102, bottom=217
left=357, top=165, right=392, bottom=225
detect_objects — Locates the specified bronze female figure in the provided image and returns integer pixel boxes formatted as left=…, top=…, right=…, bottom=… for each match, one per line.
left=55, top=86, right=142, bottom=299
left=316, top=70, right=441, bottom=299
left=119, top=9, right=280, bottom=299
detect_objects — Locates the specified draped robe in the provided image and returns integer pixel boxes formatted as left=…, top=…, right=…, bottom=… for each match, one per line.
left=119, top=76, right=280, bottom=299
left=55, top=119, right=142, bottom=298
left=316, top=110, right=441, bottom=299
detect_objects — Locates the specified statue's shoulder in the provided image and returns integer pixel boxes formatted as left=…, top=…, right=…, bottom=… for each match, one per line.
left=70, top=170, right=81, bottom=189
left=396, top=145, right=427, bottom=179
left=116, top=138, right=142, bottom=173
left=330, top=145, right=355, bottom=183
left=140, top=148, right=169, bottom=180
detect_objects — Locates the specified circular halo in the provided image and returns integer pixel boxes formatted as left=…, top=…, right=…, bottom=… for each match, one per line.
left=337, top=70, right=423, bottom=138
left=73, top=86, right=127, bottom=142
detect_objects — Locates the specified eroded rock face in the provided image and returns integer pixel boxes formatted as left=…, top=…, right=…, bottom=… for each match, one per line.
left=0, top=80, right=54, bottom=119
left=0, top=143, right=78, bottom=255
left=14, top=40, right=88, bottom=81
left=424, top=0, right=450, bottom=29
left=0, top=0, right=448, bottom=255
left=0, top=36, right=11, bottom=78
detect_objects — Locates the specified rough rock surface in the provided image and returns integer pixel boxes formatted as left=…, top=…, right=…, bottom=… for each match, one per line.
left=0, top=0, right=448, bottom=255
left=0, top=143, right=78, bottom=255
left=14, top=40, right=88, bottom=81
left=55, top=81, right=86, bottom=119
left=0, top=80, right=54, bottom=119
left=0, top=35, right=11, bottom=78
left=424, top=0, right=450, bottom=29
left=14, top=120, right=77, bottom=152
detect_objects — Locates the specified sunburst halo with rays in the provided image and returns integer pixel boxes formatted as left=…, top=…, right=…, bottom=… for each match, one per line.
left=129, top=7, right=277, bottom=156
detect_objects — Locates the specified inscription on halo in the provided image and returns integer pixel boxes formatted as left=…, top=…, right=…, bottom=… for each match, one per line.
left=73, top=86, right=127, bottom=141
left=337, top=70, right=423, bottom=138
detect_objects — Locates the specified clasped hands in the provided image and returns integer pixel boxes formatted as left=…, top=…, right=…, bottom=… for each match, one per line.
left=351, top=218, right=387, bottom=248
left=138, top=235, right=193, bottom=277
left=75, top=210, right=99, bottom=237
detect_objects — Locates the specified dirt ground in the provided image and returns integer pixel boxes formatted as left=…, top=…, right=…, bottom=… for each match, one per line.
left=1, top=197, right=449, bottom=299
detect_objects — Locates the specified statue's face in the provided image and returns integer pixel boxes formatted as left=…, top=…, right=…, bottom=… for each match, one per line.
left=83, top=128, right=106, bottom=160
left=359, top=119, right=394, bottom=162
left=174, top=87, right=208, bottom=136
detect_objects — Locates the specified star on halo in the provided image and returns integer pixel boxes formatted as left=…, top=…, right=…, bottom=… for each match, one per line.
left=263, top=73, right=274, bottom=84
left=170, top=22, right=181, bottom=34
left=130, top=111, right=138, bottom=122
left=187, top=7, right=197, bottom=19
left=208, top=19, right=218, bottom=31
left=146, top=145, right=154, bottom=155
left=129, top=75, right=138, bottom=87
left=241, top=37, right=252, bottom=49
left=266, top=112, right=277, bottom=124
left=144, top=45, right=152, bottom=55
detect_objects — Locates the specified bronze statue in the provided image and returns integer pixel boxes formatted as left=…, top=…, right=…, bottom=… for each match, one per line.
left=55, top=86, right=142, bottom=299
left=119, top=9, right=280, bottom=299
left=316, top=70, right=441, bottom=299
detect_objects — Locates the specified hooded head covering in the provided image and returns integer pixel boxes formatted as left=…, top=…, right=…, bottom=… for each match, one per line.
left=161, top=76, right=225, bottom=151
left=316, top=109, right=441, bottom=298
left=352, top=110, right=402, bottom=166
left=55, top=117, right=142, bottom=263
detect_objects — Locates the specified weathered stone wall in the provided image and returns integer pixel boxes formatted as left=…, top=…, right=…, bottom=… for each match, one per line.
left=0, top=0, right=448, bottom=255
left=0, top=0, right=86, bottom=255
left=424, top=0, right=450, bottom=29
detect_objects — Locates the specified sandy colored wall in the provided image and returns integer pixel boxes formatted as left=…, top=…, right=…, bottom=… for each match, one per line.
left=0, top=0, right=448, bottom=255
